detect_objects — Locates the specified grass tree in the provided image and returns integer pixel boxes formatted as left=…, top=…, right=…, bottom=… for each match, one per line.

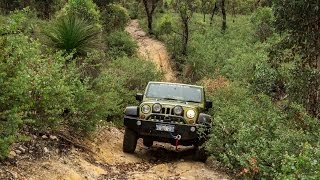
left=45, top=14, right=100, bottom=56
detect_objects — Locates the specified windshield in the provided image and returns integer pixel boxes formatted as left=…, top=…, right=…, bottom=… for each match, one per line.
left=145, top=83, right=202, bottom=103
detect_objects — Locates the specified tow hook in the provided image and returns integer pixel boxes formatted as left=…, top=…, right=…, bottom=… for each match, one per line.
left=175, top=134, right=181, bottom=151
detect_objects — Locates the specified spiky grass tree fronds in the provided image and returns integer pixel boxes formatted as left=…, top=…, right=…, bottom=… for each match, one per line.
left=45, top=14, right=100, bottom=56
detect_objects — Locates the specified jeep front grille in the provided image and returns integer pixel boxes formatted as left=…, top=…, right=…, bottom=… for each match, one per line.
left=161, top=107, right=173, bottom=115
left=147, top=114, right=186, bottom=124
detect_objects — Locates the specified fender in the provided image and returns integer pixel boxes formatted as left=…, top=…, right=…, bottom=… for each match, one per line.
left=197, top=113, right=212, bottom=126
left=124, top=106, right=139, bottom=117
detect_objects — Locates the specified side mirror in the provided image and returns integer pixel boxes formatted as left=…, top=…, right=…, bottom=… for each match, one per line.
left=136, top=93, right=143, bottom=101
left=206, top=99, right=213, bottom=109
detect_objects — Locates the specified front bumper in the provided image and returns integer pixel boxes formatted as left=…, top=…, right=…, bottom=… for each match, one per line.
left=124, top=115, right=210, bottom=145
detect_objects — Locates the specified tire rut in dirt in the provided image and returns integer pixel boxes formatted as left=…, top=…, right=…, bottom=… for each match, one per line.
left=97, top=162, right=151, bottom=180
left=141, top=144, right=196, bottom=163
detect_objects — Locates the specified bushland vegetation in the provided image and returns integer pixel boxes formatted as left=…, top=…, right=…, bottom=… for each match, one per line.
left=1, top=0, right=319, bottom=179
left=139, top=0, right=319, bottom=178
left=0, top=0, right=159, bottom=159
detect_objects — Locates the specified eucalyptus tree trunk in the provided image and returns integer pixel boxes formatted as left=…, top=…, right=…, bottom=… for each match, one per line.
left=210, top=2, right=218, bottom=25
left=221, top=0, right=227, bottom=32
left=142, top=0, right=160, bottom=35
left=182, top=18, right=189, bottom=55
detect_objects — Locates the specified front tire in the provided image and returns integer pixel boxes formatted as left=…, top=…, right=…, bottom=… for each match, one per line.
left=123, top=127, right=137, bottom=153
left=193, top=145, right=208, bottom=162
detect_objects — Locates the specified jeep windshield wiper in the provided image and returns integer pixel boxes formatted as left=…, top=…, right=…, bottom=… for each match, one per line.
left=185, top=100, right=201, bottom=103
left=160, top=97, right=177, bottom=101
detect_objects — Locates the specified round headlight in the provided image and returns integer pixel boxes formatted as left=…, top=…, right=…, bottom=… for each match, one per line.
left=141, top=105, right=151, bottom=114
left=186, top=109, right=195, bottom=118
left=173, top=106, right=183, bottom=115
left=153, top=103, right=162, bottom=112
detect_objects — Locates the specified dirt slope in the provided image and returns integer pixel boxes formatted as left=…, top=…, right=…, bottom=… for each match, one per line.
left=0, top=21, right=230, bottom=180
left=125, top=20, right=177, bottom=82
left=1, top=127, right=229, bottom=180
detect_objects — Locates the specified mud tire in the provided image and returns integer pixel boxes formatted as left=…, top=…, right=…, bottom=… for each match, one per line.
left=123, top=127, right=137, bottom=153
left=193, top=145, right=208, bottom=162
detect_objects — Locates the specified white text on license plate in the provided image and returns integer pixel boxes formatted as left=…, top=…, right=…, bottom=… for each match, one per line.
left=156, top=124, right=175, bottom=132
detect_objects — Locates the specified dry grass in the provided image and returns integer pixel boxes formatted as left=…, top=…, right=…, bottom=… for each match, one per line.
left=200, top=76, right=230, bottom=96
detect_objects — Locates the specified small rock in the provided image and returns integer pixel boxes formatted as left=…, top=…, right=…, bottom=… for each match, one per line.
left=42, top=135, right=48, bottom=139
left=180, top=159, right=184, bottom=162
left=18, top=146, right=26, bottom=153
left=15, top=150, right=22, bottom=155
left=49, top=135, right=58, bottom=140
left=180, top=177, right=188, bottom=180
left=111, top=166, right=117, bottom=171
left=8, top=151, right=17, bottom=159
left=33, top=135, right=37, bottom=139
left=10, top=171, right=18, bottom=179
left=201, top=168, right=206, bottom=171
left=95, top=160, right=102, bottom=164
left=43, top=147, right=49, bottom=153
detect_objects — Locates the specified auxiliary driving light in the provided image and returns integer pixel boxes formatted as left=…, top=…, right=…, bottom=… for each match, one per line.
left=142, top=104, right=151, bottom=114
left=173, top=106, right=183, bottom=115
left=153, top=103, right=162, bottom=112
left=136, top=120, right=141, bottom=126
left=190, top=126, right=196, bottom=132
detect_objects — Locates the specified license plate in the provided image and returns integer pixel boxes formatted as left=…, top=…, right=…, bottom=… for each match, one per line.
left=156, top=124, right=175, bottom=132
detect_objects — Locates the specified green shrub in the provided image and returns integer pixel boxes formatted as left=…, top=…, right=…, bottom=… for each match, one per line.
left=57, top=0, right=101, bottom=28
left=77, top=49, right=105, bottom=79
left=45, top=14, right=100, bottom=56
left=123, top=0, right=144, bottom=19
left=0, top=3, right=159, bottom=159
left=153, top=15, right=259, bottom=81
left=95, top=57, right=160, bottom=123
left=105, top=31, right=138, bottom=58
left=0, top=10, right=105, bottom=157
left=227, top=0, right=256, bottom=14
left=278, top=143, right=320, bottom=179
left=155, top=14, right=174, bottom=36
left=64, top=76, right=102, bottom=133
left=0, top=34, right=74, bottom=126
left=0, top=110, right=23, bottom=160
left=251, top=7, right=274, bottom=42
left=102, top=3, right=129, bottom=33
left=29, top=0, right=66, bottom=19
left=251, top=61, right=278, bottom=97
left=0, top=33, right=72, bottom=158
left=0, top=7, right=38, bottom=36
left=206, top=84, right=320, bottom=178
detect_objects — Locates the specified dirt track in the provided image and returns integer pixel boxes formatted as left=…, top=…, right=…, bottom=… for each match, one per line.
left=125, top=20, right=177, bottom=82
left=0, top=21, right=230, bottom=180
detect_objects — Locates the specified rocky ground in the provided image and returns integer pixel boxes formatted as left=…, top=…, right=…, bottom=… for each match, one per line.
left=0, top=127, right=230, bottom=180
